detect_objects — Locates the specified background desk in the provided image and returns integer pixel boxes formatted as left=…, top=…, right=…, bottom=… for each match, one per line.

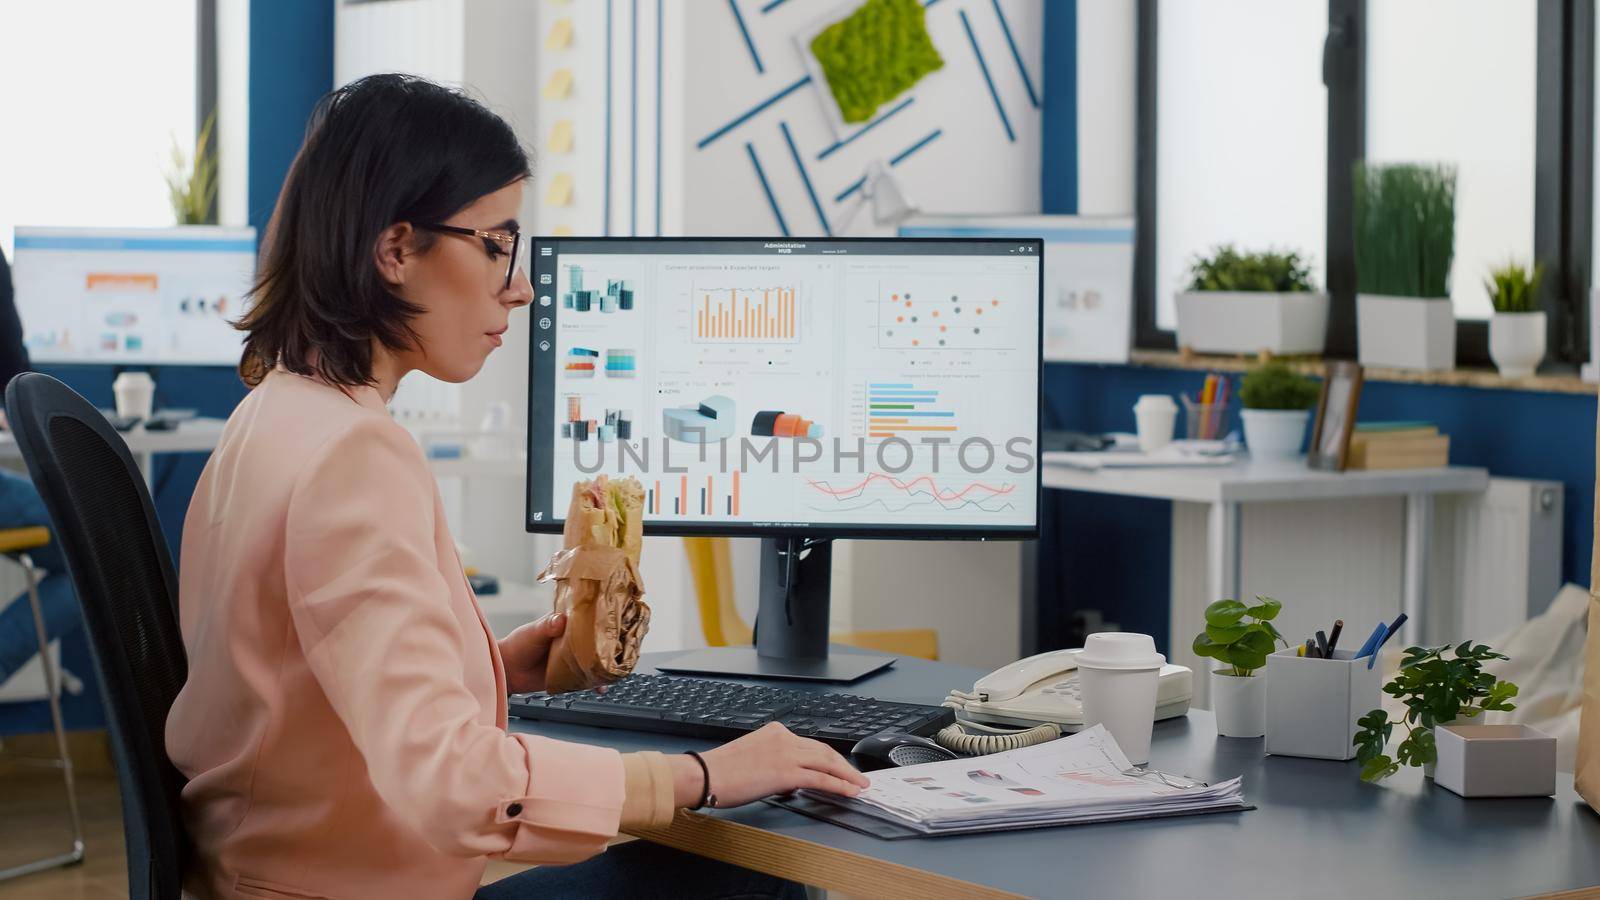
left=0, top=417, right=227, bottom=488
left=510, top=652, right=1600, bottom=899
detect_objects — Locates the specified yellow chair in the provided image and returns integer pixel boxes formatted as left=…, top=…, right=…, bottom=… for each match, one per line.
left=0, top=526, right=85, bottom=882
left=683, top=537, right=939, bottom=660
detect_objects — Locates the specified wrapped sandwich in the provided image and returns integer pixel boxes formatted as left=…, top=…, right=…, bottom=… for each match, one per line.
left=538, top=475, right=650, bottom=692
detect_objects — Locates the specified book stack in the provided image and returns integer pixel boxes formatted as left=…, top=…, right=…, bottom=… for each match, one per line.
left=1348, top=422, right=1450, bottom=470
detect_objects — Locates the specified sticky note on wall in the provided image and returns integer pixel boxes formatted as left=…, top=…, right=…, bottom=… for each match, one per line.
left=546, top=19, right=573, bottom=49
left=548, top=120, right=574, bottom=154
left=545, top=174, right=574, bottom=207
left=543, top=69, right=572, bottom=100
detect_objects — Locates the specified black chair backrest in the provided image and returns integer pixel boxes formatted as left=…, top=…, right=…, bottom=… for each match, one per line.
left=5, top=373, right=188, bottom=900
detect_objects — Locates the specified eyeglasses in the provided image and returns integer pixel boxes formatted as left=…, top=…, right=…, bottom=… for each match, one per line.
left=415, top=223, right=527, bottom=292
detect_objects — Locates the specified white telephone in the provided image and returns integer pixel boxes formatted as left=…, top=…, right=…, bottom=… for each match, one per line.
left=938, top=649, right=1192, bottom=753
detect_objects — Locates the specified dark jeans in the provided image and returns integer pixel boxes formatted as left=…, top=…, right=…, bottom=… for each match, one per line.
left=0, top=469, right=81, bottom=683
left=474, top=839, right=806, bottom=900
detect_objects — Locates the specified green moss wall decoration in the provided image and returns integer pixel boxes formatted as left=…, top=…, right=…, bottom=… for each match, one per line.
left=810, top=0, right=944, bottom=124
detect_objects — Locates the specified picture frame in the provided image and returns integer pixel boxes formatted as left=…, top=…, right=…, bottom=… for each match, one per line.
left=1307, top=361, right=1364, bottom=472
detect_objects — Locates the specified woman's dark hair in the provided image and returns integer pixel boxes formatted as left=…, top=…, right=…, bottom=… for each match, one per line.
left=237, top=73, right=530, bottom=388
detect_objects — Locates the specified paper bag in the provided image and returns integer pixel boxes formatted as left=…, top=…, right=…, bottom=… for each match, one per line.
left=1577, top=410, right=1600, bottom=812
left=538, top=478, right=650, bottom=693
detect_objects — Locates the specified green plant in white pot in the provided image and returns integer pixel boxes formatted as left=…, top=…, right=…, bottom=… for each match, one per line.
left=1238, top=361, right=1319, bottom=462
left=1174, top=245, right=1328, bottom=355
left=1193, top=596, right=1288, bottom=738
left=1485, top=261, right=1546, bottom=379
left=1353, top=162, right=1458, bottom=371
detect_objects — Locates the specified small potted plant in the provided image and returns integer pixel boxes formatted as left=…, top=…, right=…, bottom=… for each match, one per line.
left=1353, top=162, right=1458, bottom=371
left=1485, top=260, right=1546, bottom=379
left=1192, top=596, right=1287, bottom=738
left=1174, top=245, right=1327, bottom=355
left=1239, top=360, right=1319, bottom=462
left=1353, top=642, right=1519, bottom=782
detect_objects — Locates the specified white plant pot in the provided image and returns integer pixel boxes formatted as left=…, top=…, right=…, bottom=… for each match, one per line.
left=1240, top=408, right=1308, bottom=461
left=1489, top=311, right=1547, bottom=379
left=1174, top=291, right=1329, bottom=355
left=1211, top=669, right=1266, bottom=738
left=1357, top=294, right=1456, bottom=371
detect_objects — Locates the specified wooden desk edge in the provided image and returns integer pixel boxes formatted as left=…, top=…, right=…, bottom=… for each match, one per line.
left=627, top=810, right=1024, bottom=900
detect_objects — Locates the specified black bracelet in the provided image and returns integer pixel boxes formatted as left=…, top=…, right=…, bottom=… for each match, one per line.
left=684, top=751, right=716, bottom=810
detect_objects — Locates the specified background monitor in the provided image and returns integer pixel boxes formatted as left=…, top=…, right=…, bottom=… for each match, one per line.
left=11, top=226, right=255, bottom=366
left=525, top=236, right=1043, bottom=681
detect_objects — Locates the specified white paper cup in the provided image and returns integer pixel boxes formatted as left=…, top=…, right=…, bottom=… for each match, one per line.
left=1078, top=632, right=1166, bottom=765
left=113, top=372, right=156, bottom=421
left=1133, top=395, right=1178, bottom=453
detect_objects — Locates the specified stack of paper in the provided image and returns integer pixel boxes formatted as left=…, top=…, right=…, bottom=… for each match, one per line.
left=800, top=725, right=1246, bottom=835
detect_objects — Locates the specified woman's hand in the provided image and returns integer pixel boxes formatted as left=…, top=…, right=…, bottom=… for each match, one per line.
left=498, top=612, right=565, bottom=694
left=666, top=723, right=871, bottom=809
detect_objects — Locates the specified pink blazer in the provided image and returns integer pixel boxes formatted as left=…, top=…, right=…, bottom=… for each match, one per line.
left=167, top=370, right=672, bottom=899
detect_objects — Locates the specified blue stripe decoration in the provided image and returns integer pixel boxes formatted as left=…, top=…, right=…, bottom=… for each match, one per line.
left=816, top=96, right=915, bottom=161
left=899, top=225, right=1135, bottom=243
left=760, top=0, right=793, bottom=11
left=780, top=122, right=831, bottom=236
left=697, top=75, right=812, bottom=149
left=924, top=0, right=942, bottom=7
left=959, top=9, right=1015, bottom=142
left=745, top=143, right=790, bottom=236
left=14, top=235, right=255, bottom=253
left=1041, top=0, right=1078, bottom=213
left=655, top=0, right=664, bottom=234
left=728, top=0, right=764, bottom=74
left=834, top=175, right=867, bottom=204
left=604, top=0, right=614, bottom=235
left=630, top=0, right=639, bottom=236
left=990, top=0, right=1040, bottom=109
left=889, top=128, right=943, bottom=166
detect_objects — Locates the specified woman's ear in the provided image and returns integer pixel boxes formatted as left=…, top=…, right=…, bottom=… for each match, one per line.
left=372, top=222, right=415, bottom=289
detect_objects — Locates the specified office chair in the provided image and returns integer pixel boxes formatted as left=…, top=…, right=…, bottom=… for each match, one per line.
left=5, top=373, right=189, bottom=900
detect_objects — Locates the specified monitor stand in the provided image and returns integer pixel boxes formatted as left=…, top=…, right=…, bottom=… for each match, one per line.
left=655, top=537, right=896, bottom=683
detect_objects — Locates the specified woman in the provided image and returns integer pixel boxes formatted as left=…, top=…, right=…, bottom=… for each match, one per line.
left=166, top=74, right=867, bottom=899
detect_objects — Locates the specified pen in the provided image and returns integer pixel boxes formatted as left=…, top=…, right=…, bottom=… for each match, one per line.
left=1296, top=644, right=1306, bottom=657
left=1367, top=613, right=1408, bottom=669
left=1315, top=630, right=1330, bottom=660
left=1302, top=638, right=1316, bottom=659
left=1326, top=619, right=1344, bottom=656
left=1354, top=622, right=1388, bottom=661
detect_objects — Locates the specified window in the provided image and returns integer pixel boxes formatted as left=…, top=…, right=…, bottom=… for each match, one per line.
left=1367, top=1, right=1538, bottom=321
left=1136, top=0, right=1589, bottom=367
left=1155, top=0, right=1328, bottom=331
left=0, top=1, right=199, bottom=257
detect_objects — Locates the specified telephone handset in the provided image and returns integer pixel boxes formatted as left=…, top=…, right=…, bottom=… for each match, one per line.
left=944, top=648, right=1193, bottom=733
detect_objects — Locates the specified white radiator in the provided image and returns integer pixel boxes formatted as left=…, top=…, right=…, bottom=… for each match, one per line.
left=1429, top=478, right=1564, bottom=645
left=1171, top=477, right=1563, bottom=708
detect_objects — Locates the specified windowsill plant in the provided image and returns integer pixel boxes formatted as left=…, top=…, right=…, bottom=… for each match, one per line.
left=1352, top=162, right=1458, bottom=372
left=1238, top=360, right=1320, bottom=462
left=1485, top=260, right=1546, bottom=379
left=1174, top=245, right=1328, bottom=356
left=1192, top=596, right=1287, bottom=738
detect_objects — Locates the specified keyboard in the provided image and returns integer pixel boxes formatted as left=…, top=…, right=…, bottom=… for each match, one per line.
left=509, top=674, right=955, bottom=754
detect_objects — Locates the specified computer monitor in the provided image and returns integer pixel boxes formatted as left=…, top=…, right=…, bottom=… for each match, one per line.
left=527, top=237, right=1042, bottom=681
left=11, top=226, right=255, bottom=365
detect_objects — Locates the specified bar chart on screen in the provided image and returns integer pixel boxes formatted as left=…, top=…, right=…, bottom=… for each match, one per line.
left=854, top=381, right=960, bottom=439
left=692, top=285, right=800, bottom=343
left=646, top=472, right=744, bottom=517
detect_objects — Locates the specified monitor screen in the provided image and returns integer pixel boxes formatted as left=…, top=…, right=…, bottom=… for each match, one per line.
left=11, top=226, right=255, bottom=366
left=526, top=237, right=1041, bottom=539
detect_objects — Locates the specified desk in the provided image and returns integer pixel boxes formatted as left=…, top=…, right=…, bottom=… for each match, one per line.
left=1038, top=460, right=1489, bottom=648
left=510, top=652, right=1600, bottom=899
left=0, top=417, right=226, bottom=487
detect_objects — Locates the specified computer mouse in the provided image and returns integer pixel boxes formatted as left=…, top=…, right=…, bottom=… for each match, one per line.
left=850, top=732, right=958, bottom=772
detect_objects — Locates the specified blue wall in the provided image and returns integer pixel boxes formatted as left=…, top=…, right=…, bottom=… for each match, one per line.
left=1038, top=362, right=1598, bottom=656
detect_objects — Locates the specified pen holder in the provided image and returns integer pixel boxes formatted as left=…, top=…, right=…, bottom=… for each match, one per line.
left=1264, top=648, right=1382, bottom=760
left=1180, top=396, right=1235, bottom=442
